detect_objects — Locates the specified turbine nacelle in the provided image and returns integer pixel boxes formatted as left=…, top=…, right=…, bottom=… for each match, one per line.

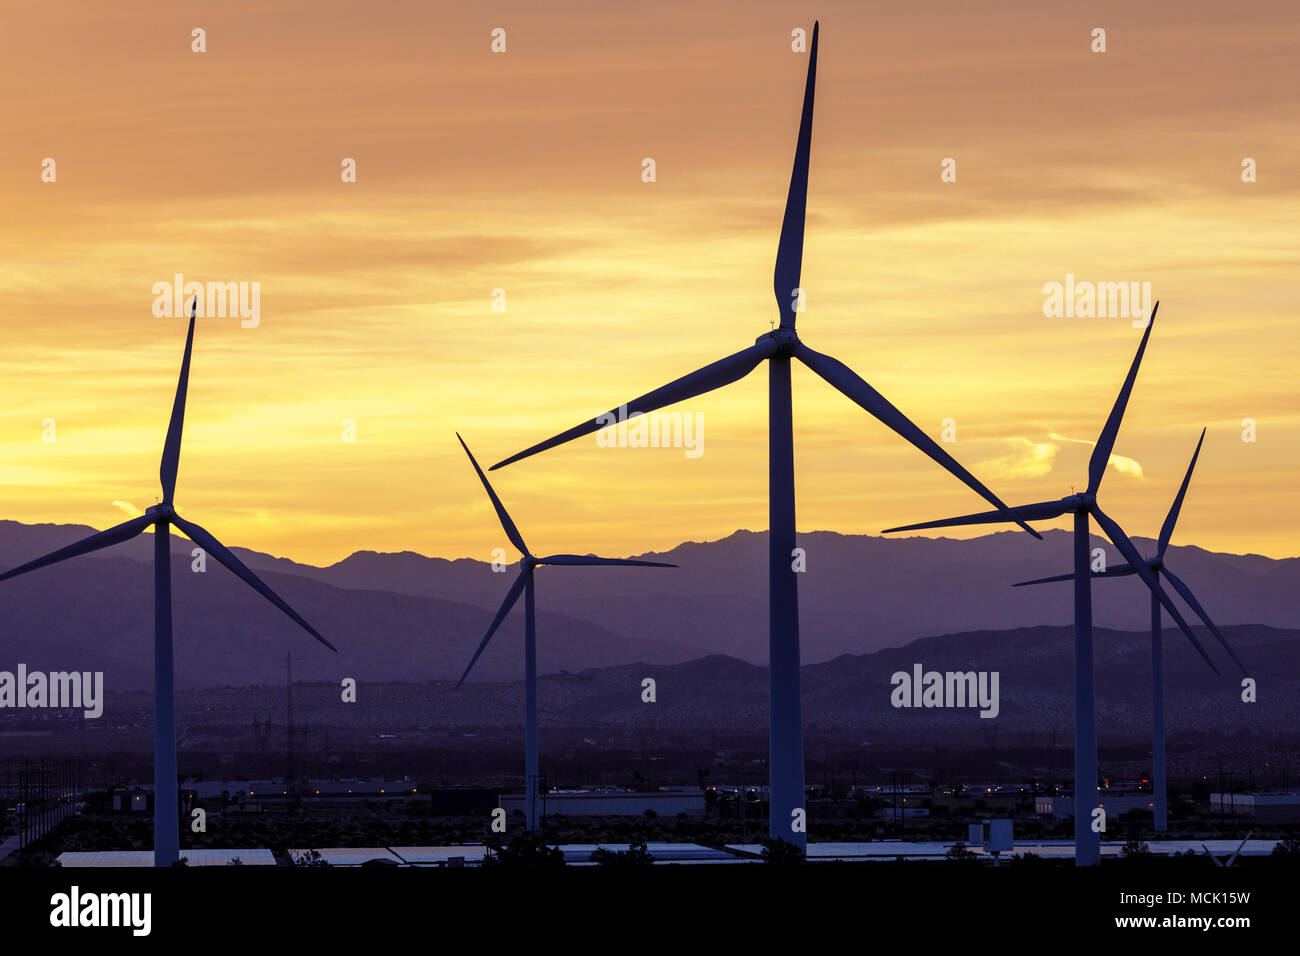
left=146, top=503, right=175, bottom=520
left=758, top=327, right=800, bottom=355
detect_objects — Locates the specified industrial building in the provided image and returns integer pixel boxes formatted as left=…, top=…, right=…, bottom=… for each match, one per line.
left=1035, top=792, right=1156, bottom=819
left=1211, top=792, right=1300, bottom=822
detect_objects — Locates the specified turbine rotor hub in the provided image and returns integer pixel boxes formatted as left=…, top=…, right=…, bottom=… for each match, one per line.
left=147, top=503, right=175, bottom=520
left=759, top=327, right=800, bottom=356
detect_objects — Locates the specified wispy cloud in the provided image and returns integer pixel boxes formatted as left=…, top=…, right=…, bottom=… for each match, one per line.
left=980, top=438, right=1059, bottom=480
left=979, top=433, right=1145, bottom=483
left=1049, top=434, right=1143, bottom=479
left=112, top=500, right=143, bottom=518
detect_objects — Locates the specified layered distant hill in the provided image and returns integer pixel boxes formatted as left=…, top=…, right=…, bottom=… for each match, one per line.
left=0, top=519, right=1296, bottom=689
left=0, top=521, right=699, bottom=690
left=96, top=625, right=1300, bottom=741
left=376, top=623, right=1298, bottom=737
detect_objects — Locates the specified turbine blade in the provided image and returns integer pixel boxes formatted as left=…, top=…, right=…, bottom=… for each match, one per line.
left=491, top=339, right=778, bottom=470
left=1227, top=832, right=1251, bottom=867
left=883, top=499, right=1068, bottom=534
left=1158, top=427, right=1206, bottom=558
left=456, top=568, right=529, bottom=688
left=160, top=298, right=198, bottom=502
left=1011, top=571, right=1077, bottom=587
left=1087, top=302, right=1158, bottom=494
left=1090, top=506, right=1219, bottom=675
left=795, top=342, right=1041, bottom=538
left=773, top=20, right=818, bottom=330
left=538, top=554, right=677, bottom=568
left=0, top=515, right=153, bottom=583
left=1164, top=567, right=1248, bottom=675
left=170, top=514, right=336, bottom=651
left=457, top=433, right=528, bottom=556
left=1011, top=565, right=1139, bottom=587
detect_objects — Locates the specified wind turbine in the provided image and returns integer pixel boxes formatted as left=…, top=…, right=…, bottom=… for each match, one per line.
left=455, top=434, right=675, bottom=831
left=485, top=21, right=1040, bottom=851
left=1012, top=427, right=1248, bottom=831
left=883, top=305, right=1221, bottom=865
left=0, top=299, right=335, bottom=866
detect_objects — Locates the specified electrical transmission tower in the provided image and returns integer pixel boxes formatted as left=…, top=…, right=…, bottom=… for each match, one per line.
left=276, top=653, right=300, bottom=791
left=251, top=716, right=272, bottom=755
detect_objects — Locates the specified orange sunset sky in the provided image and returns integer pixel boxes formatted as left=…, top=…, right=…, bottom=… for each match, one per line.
left=0, top=1, right=1296, bottom=565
